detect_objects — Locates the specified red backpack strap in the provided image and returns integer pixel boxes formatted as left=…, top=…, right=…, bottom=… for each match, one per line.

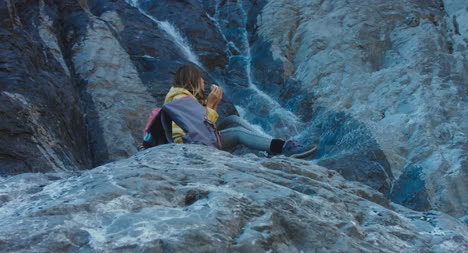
left=144, top=107, right=163, bottom=134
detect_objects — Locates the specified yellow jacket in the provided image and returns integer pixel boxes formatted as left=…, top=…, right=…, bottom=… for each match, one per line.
left=164, top=87, right=219, bottom=143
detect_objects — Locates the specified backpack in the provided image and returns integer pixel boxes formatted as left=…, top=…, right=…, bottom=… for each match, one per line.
left=140, top=96, right=222, bottom=150
left=141, top=107, right=167, bottom=149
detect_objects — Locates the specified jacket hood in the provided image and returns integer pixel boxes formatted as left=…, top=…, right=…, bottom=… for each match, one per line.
left=164, top=87, right=194, bottom=103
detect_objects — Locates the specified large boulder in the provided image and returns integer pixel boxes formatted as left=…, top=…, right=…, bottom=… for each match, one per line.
left=0, top=144, right=466, bottom=252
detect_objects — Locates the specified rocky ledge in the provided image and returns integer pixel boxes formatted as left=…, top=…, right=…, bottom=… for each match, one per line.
left=0, top=144, right=466, bottom=252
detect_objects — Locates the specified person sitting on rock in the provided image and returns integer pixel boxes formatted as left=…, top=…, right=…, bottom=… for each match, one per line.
left=162, top=62, right=317, bottom=158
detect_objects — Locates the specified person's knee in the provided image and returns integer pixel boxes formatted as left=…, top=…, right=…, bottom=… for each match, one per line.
left=217, top=115, right=244, bottom=130
left=220, top=127, right=245, bottom=150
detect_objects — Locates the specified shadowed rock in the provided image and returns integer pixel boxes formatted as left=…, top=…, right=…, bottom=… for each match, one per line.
left=0, top=0, right=91, bottom=175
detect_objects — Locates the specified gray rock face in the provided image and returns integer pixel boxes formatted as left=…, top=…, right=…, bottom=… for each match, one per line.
left=71, top=11, right=157, bottom=164
left=70, top=0, right=238, bottom=165
left=0, top=0, right=92, bottom=175
left=0, top=0, right=238, bottom=171
left=254, top=0, right=468, bottom=217
left=0, top=144, right=467, bottom=252
left=1, top=0, right=465, bottom=222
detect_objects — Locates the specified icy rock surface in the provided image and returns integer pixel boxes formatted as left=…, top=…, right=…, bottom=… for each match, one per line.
left=0, top=144, right=466, bottom=252
left=255, top=0, right=468, bottom=217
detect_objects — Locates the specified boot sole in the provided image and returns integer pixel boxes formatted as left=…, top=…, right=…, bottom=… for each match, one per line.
left=290, top=145, right=318, bottom=158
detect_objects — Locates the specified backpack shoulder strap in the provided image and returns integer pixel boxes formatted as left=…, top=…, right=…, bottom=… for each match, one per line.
left=144, top=107, right=162, bottom=134
left=142, top=107, right=172, bottom=148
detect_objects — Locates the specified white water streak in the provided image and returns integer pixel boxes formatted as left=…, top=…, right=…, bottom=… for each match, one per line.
left=206, top=3, right=241, bottom=55
left=128, top=0, right=301, bottom=135
left=156, top=20, right=201, bottom=66
left=234, top=0, right=301, bottom=128
left=127, top=0, right=201, bottom=66
left=236, top=0, right=254, bottom=86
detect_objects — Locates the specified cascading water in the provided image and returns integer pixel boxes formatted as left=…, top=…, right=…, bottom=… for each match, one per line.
left=126, top=0, right=201, bottom=66
left=206, top=0, right=303, bottom=138
left=126, top=0, right=269, bottom=137
left=127, top=0, right=302, bottom=139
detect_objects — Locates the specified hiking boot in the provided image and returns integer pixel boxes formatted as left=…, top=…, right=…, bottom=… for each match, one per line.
left=282, top=140, right=318, bottom=158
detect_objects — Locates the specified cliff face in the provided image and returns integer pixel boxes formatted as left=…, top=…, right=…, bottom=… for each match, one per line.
left=0, top=0, right=92, bottom=174
left=0, top=0, right=236, bottom=170
left=252, top=0, right=468, bottom=217
left=0, top=0, right=466, bottom=220
left=0, top=145, right=466, bottom=252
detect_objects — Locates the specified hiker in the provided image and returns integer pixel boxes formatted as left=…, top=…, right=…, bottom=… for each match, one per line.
left=159, top=62, right=317, bottom=158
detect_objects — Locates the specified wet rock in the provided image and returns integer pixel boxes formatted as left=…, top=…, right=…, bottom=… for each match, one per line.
left=390, top=164, right=431, bottom=211
left=211, top=0, right=303, bottom=139
left=135, top=0, right=228, bottom=70
left=1, top=0, right=239, bottom=169
left=0, top=145, right=466, bottom=252
left=308, top=109, right=393, bottom=194
left=405, top=13, right=421, bottom=27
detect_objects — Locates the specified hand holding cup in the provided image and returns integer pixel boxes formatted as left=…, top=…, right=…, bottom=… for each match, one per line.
left=207, top=84, right=223, bottom=110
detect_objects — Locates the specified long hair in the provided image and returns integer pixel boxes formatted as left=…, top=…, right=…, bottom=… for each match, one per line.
left=173, top=63, right=205, bottom=101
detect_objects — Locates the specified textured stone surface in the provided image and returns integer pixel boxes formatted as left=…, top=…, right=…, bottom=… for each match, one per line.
left=1, top=0, right=465, bottom=220
left=204, top=0, right=394, bottom=198
left=0, top=0, right=91, bottom=175
left=0, top=144, right=466, bottom=252
left=73, top=0, right=238, bottom=165
left=71, top=11, right=157, bottom=165
left=1, top=0, right=238, bottom=171
left=255, top=0, right=467, bottom=216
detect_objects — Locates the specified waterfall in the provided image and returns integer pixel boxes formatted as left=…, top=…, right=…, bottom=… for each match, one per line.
left=236, top=0, right=300, bottom=125
left=207, top=0, right=302, bottom=137
left=126, top=0, right=201, bottom=66
left=127, top=0, right=302, bottom=138
left=236, top=0, right=254, bottom=86
left=156, top=21, right=201, bottom=66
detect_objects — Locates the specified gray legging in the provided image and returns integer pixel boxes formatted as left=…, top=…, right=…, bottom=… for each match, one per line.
left=218, top=115, right=273, bottom=151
